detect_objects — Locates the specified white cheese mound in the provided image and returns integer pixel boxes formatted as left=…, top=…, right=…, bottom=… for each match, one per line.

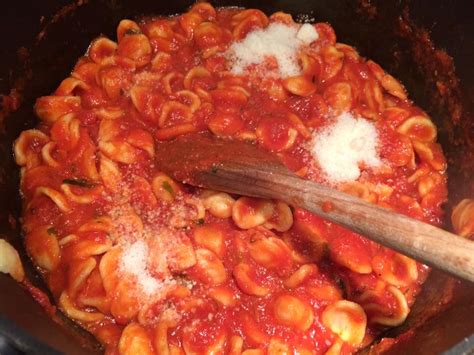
left=226, top=22, right=319, bottom=78
left=296, top=23, right=319, bottom=44
left=311, top=112, right=381, bottom=183
left=120, top=240, right=172, bottom=295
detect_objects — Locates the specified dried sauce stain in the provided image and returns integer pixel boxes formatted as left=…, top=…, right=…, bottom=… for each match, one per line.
left=396, top=6, right=474, bottom=199
left=322, top=201, right=334, bottom=213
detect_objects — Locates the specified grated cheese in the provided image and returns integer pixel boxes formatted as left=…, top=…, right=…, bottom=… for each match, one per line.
left=296, top=24, right=319, bottom=44
left=120, top=239, right=174, bottom=296
left=226, top=22, right=319, bottom=78
left=310, top=112, right=381, bottom=183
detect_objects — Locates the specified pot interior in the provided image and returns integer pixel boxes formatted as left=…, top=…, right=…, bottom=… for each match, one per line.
left=0, top=1, right=473, bottom=353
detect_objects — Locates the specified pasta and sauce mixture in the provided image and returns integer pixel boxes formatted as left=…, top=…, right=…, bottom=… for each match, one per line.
left=11, top=3, right=457, bottom=354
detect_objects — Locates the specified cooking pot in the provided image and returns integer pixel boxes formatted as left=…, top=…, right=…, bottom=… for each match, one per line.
left=0, top=0, right=473, bottom=353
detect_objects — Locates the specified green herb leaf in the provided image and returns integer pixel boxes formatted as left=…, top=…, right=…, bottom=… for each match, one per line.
left=63, top=178, right=94, bottom=188
left=124, top=28, right=141, bottom=36
left=196, top=218, right=205, bottom=225
left=162, top=181, right=174, bottom=195
left=335, top=276, right=347, bottom=298
left=47, top=227, right=57, bottom=236
left=211, top=165, right=218, bottom=173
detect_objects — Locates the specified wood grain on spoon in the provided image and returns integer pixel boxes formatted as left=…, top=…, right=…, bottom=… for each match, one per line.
left=156, top=134, right=474, bottom=283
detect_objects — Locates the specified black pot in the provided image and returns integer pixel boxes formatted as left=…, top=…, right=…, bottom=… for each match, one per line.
left=0, top=0, right=473, bottom=354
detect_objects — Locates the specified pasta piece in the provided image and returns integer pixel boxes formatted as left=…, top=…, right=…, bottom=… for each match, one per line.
left=14, top=129, right=49, bottom=168
left=158, top=101, right=193, bottom=127
left=287, top=113, right=311, bottom=139
left=329, top=234, right=373, bottom=274
left=59, top=292, right=104, bottom=323
left=0, top=239, right=25, bottom=282
left=242, top=350, right=264, bottom=355
left=208, top=285, right=238, bottom=307
left=321, top=300, right=367, bottom=345
left=117, top=33, right=152, bottom=67
left=151, top=172, right=181, bottom=202
left=248, top=236, right=292, bottom=270
left=129, top=85, right=163, bottom=122
left=282, top=76, right=316, bottom=97
left=118, top=323, right=154, bottom=355
left=67, top=257, right=97, bottom=297
left=396, top=115, right=437, bottom=143
left=283, top=264, right=318, bottom=288
left=204, top=333, right=227, bottom=355
left=151, top=52, right=173, bottom=73
left=240, top=313, right=269, bottom=345
left=117, top=19, right=141, bottom=41
left=256, top=116, right=298, bottom=152
left=194, top=22, right=224, bottom=49
left=35, top=96, right=81, bottom=124
left=232, top=197, right=274, bottom=229
left=99, top=153, right=122, bottom=193
left=372, top=252, right=418, bottom=287
left=268, top=338, right=292, bottom=355
left=76, top=268, right=110, bottom=314
left=201, top=191, right=235, bottom=219
left=154, top=318, right=178, bottom=355
left=269, top=11, right=294, bottom=24
left=60, top=183, right=103, bottom=204
left=359, top=285, right=409, bottom=326
left=229, top=335, right=244, bottom=355
left=320, top=46, right=344, bottom=81
left=25, top=226, right=60, bottom=271
left=126, top=129, right=155, bottom=158
left=323, top=81, right=352, bottom=115
left=189, top=2, right=217, bottom=21
left=41, top=142, right=61, bottom=168
left=193, top=224, right=226, bottom=258
left=155, top=123, right=198, bottom=140
left=452, top=199, right=474, bottom=238
left=184, top=66, right=213, bottom=89
left=412, top=141, right=447, bottom=171
left=50, top=113, right=81, bottom=151
left=166, top=234, right=197, bottom=272
left=98, top=65, right=132, bottom=101
left=367, top=60, right=407, bottom=100
left=179, top=12, right=205, bottom=40
left=233, top=263, right=269, bottom=297
left=264, top=201, right=294, bottom=232
left=362, top=79, right=385, bottom=116
left=193, top=248, right=227, bottom=285
left=231, top=9, right=268, bottom=39
left=324, top=339, right=343, bottom=355
left=299, top=52, right=321, bottom=80
left=66, top=234, right=112, bottom=260
left=175, top=90, right=202, bottom=113
left=209, top=111, right=245, bottom=137
left=89, top=37, right=117, bottom=64
left=273, top=294, right=314, bottom=331
left=307, top=283, right=342, bottom=303
left=161, top=72, right=184, bottom=94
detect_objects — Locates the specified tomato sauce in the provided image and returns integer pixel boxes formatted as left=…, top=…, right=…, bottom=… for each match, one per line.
left=15, top=3, right=449, bottom=354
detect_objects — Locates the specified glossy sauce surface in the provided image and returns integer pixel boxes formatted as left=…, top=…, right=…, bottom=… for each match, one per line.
left=15, top=4, right=448, bottom=354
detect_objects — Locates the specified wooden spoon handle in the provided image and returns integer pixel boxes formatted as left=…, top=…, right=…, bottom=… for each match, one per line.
left=196, top=162, right=474, bottom=283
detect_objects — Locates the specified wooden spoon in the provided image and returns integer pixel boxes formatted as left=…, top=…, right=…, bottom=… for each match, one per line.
left=156, top=134, right=474, bottom=283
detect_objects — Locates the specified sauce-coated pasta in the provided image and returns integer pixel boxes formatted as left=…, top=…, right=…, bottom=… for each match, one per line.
left=15, top=3, right=448, bottom=354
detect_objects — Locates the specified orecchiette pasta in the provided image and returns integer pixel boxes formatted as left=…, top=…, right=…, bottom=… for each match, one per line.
left=321, top=300, right=367, bottom=345
left=15, top=3, right=449, bottom=354
left=273, top=294, right=314, bottom=331
left=452, top=199, right=474, bottom=238
left=0, top=239, right=25, bottom=282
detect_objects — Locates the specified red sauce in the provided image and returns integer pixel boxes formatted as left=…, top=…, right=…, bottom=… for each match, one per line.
left=15, top=3, right=448, bottom=354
